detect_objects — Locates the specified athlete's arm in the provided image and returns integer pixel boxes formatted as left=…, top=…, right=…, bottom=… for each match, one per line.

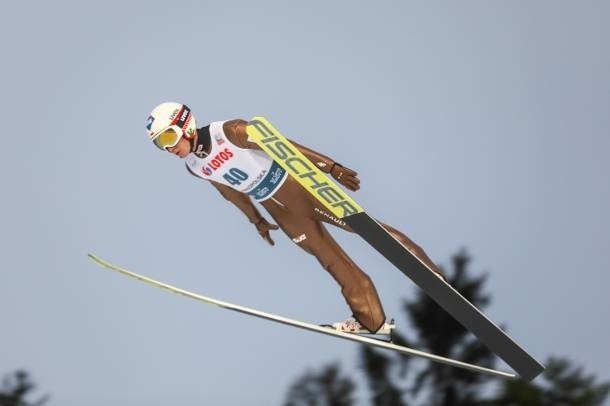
left=209, top=180, right=279, bottom=246
left=288, top=139, right=361, bottom=191
left=224, top=119, right=361, bottom=191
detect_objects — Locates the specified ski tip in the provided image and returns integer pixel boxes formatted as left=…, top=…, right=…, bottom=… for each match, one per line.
left=87, top=253, right=108, bottom=268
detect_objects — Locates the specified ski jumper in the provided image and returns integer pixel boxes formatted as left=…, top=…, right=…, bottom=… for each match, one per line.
left=186, top=120, right=440, bottom=332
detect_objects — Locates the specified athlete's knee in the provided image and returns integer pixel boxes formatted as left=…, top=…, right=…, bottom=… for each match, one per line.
left=405, top=240, right=424, bottom=256
left=353, top=273, right=375, bottom=293
left=338, top=269, right=375, bottom=295
left=381, top=222, right=412, bottom=245
left=390, top=229, right=424, bottom=256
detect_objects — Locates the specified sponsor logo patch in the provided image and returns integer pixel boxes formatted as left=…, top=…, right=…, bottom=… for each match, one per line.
left=292, top=234, right=307, bottom=243
left=194, top=144, right=207, bottom=158
left=314, top=207, right=346, bottom=226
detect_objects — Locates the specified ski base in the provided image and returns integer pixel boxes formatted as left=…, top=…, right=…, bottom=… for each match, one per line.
left=88, top=253, right=517, bottom=380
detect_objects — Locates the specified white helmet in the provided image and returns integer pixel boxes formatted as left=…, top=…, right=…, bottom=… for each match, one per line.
left=146, top=102, right=198, bottom=150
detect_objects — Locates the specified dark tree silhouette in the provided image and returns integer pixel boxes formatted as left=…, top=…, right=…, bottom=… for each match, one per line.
left=491, top=357, right=610, bottom=406
left=284, top=363, right=355, bottom=406
left=400, top=249, right=499, bottom=405
left=284, top=249, right=610, bottom=406
left=360, top=345, right=407, bottom=406
left=0, top=370, right=49, bottom=406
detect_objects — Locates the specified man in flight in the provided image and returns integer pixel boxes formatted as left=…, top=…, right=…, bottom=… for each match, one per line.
left=146, top=102, right=445, bottom=337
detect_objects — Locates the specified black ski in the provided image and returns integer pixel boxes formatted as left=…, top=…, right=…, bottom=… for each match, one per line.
left=247, top=117, right=544, bottom=381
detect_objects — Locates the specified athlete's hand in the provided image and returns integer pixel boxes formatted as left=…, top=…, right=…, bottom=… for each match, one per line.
left=330, top=163, right=360, bottom=191
left=254, top=218, right=279, bottom=246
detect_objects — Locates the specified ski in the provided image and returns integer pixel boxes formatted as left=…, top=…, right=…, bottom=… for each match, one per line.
left=246, top=117, right=544, bottom=381
left=87, top=253, right=516, bottom=379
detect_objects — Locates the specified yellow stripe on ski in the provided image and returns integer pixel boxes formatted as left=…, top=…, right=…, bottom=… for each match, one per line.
left=246, top=117, right=363, bottom=219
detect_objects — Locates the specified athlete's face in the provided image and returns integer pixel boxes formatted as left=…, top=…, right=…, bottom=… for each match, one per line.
left=166, top=137, right=191, bottom=159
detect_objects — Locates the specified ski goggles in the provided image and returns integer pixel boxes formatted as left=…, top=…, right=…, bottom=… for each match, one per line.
left=152, top=126, right=184, bottom=150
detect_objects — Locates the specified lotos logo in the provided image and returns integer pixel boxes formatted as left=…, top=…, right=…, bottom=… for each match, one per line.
left=146, top=115, right=155, bottom=130
left=200, top=148, right=235, bottom=176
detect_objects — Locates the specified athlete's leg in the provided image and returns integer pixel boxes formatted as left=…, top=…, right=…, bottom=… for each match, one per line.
left=377, top=221, right=446, bottom=280
left=274, top=176, right=446, bottom=281
left=261, top=197, right=386, bottom=332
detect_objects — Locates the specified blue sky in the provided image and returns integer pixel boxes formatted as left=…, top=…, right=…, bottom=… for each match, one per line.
left=1, top=1, right=609, bottom=404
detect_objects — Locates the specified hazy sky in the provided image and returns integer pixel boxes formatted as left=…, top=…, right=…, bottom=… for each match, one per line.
left=1, top=1, right=609, bottom=405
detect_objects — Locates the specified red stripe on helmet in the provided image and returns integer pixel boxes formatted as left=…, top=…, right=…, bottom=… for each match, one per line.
left=171, top=106, right=186, bottom=126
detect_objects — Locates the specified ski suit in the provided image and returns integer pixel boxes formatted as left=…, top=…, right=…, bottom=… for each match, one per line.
left=185, top=119, right=440, bottom=332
